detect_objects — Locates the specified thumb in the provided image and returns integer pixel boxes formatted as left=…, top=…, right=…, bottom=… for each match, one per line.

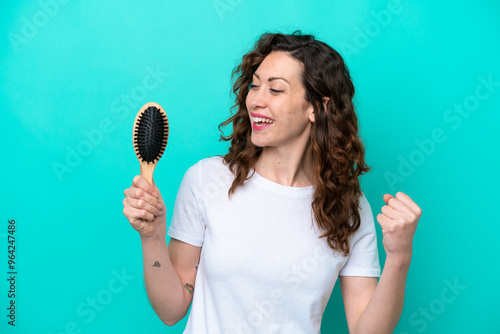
left=383, top=194, right=394, bottom=205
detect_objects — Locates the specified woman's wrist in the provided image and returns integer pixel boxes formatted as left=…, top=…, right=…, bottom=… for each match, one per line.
left=140, top=228, right=167, bottom=244
left=385, top=252, right=412, bottom=269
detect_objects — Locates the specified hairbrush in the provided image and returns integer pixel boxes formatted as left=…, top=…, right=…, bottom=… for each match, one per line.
left=133, top=102, right=169, bottom=186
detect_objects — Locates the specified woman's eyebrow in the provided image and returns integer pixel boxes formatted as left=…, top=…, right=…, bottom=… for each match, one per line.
left=253, top=73, right=290, bottom=85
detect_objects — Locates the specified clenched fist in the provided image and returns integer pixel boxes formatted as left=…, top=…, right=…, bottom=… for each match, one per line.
left=123, top=174, right=166, bottom=239
left=376, top=191, right=422, bottom=262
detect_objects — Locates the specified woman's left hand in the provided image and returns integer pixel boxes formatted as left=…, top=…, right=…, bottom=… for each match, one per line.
left=376, top=192, right=422, bottom=263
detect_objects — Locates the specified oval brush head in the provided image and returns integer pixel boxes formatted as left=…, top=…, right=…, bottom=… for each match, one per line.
left=133, top=102, right=169, bottom=185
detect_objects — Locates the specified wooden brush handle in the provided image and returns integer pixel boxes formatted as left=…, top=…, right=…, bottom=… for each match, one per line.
left=141, top=162, right=156, bottom=186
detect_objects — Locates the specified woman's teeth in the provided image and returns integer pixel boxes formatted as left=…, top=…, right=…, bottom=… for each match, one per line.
left=252, top=117, right=274, bottom=124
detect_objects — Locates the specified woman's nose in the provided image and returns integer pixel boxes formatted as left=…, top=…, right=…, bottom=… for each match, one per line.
left=247, top=87, right=267, bottom=110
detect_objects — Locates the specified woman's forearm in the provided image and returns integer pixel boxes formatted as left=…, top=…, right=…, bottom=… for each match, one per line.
left=354, top=255, right=411, bottom=334
left=141, top=234, right=188, bottom=326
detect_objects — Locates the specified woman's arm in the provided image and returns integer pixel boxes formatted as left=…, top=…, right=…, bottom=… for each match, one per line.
left=141, top=236, right=200, bottom=326
left=123, top=175, right=201, bottom=325
left=340, top=255, right=410, bottom=334
left=341, top=191, right=421, bottom=333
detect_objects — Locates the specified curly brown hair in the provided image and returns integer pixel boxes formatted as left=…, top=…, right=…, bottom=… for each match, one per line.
left=218, top=31, right=371, bottom=256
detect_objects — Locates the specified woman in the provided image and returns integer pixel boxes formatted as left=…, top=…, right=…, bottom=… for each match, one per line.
left=123, top=31, right=422, bottom=333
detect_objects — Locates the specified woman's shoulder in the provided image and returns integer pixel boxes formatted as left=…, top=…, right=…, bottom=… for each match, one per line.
left=191, top=155, right=226, bottom=171
left=356, top=192, right=378, bottom=232
left=358, top=192, right=372, bottom=214
left=185, top=155, right=233, bottom=182
left=177, top=156, right=234, bottom=198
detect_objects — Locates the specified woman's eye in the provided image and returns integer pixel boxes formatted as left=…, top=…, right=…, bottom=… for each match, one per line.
left=248, top=85, right=282, bottom=93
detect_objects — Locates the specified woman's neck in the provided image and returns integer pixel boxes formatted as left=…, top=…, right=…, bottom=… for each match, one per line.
left=255, top=145, right=313, bottom=187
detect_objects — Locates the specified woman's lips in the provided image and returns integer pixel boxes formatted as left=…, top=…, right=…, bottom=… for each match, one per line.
left=252, top=122, right=273, bottom=130
left=250, top=112, right=274, bottom=130
left=251, top=112, right=273, bottom=120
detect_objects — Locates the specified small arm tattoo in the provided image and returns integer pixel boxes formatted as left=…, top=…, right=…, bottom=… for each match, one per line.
left=153, top=261, right=161, bottom=267
left=184, top=283, right=194, bottom=294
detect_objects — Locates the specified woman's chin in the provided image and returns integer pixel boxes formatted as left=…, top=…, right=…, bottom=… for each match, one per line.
left=251, top=142, right=265, bottom=149
left=250, top=134, right=266, bottom=148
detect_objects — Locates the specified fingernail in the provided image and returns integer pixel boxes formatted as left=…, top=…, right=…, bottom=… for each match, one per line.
left=155, top=210, right=162, bottom=216
left=156, top=203, right=162, bottom=209
left=152, top=191, right=157, bottom=197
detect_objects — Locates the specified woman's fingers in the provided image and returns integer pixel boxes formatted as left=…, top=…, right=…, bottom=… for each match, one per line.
left=123, top=175, right=167, bottom=238
left=123, top=175, right=164, bottom=225
left=383, top=192, right=422, bottom=216
left=132, top=175, right=158, bottom=198
left=125, top=176, right=162, bottom=209
left=123, top=205, right=156, bottom=223
left=123, top=196, right=162, bottom=219
left=395, top=192, right=422, bottom=216
left=381, top=204, right=399, bottom=220
left=123, top=175, right=166, bottom=239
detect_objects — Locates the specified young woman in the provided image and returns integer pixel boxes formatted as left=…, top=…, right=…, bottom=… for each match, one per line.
left=123, top=31, right=422, bottom=333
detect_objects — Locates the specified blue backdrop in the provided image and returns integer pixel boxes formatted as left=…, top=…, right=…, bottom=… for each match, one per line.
left=1, top=0, right=499, bottom=333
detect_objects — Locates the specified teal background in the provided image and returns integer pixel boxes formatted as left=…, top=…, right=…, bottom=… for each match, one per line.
left=1, top=0, right=499, bottom=333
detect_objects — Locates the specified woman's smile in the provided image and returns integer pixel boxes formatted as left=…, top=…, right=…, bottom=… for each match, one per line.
left=251, top=112, right=275, bottom=130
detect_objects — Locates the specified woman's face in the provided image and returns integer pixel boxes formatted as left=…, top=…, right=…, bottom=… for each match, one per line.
left=246, top=51, right=314, bottom=150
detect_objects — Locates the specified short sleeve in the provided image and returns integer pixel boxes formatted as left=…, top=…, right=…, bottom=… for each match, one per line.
left=339, top=193, right=381, bottom=277
left=167, top=163, right=206, bottom=247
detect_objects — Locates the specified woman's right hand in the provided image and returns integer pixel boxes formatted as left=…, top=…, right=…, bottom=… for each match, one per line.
left=123, top=175, right=166, bottom=239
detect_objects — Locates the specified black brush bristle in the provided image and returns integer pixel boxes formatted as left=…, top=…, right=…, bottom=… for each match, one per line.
left=133, top=106, right=168, bottom=163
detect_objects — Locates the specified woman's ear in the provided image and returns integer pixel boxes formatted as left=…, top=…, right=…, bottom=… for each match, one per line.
left=308, top=97, right=330, bottom=123
left=309, top=97, right=330, bottom=122
left=308, top=104, right=315, bottom=123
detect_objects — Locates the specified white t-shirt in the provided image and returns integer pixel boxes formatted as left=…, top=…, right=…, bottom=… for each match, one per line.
left=167, top=156, right=381, bottom=333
